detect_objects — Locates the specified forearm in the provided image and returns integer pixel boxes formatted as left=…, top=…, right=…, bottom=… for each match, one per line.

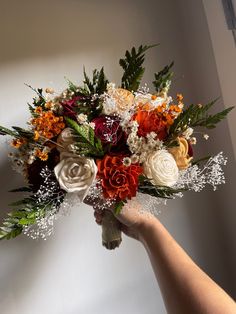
left=139, top=218, right=236, bottom=314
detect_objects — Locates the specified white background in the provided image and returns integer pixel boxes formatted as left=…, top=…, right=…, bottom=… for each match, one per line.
left=0, top=1, right=235, bottom=313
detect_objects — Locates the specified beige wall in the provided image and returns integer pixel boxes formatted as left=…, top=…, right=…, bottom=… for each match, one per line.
left=203, top=0, right=236, bottom=159
left=0, top=1, right=235, bottom=314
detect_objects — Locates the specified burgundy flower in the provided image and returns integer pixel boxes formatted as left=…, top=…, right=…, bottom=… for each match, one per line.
left=92, top=115, right=129, bottom=154
left=61, top=96, right=81, bottom=119
left=92, top=116, right=123, bottom=145
left=188, top=141, right=193, bottom=157
left=27, top=148, right=60, bottom=192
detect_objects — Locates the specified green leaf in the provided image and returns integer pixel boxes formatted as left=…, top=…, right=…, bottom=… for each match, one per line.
left=28, top=103, right=35, bottom=115
left=9, top=186, right=33, bottom=193
left=198, top=106, right=234, bottom=129
left=0, top=226, right=22, bottom=240
left=114, top=201, right=125, bottom=215
left=138, top=177, right=186, bottom=199
left=0, top=186, right=64, bottom=241
left=0, top=125, right=18, bottom=137
left=18, top=217, right=35, bottom=225
left=83, top=67, right=109, bottom=94
left=9, top=198, right=34, bottom=207
left=8, top=210, right=29, bottom=218
left=65, top=117, right=104, bottom=157
left=12, top=126, right=34, bottom=139
left=168, top=99, right=234, bottom=142
left=192, top=155, right=211, bottom=166
left=153, top=61, right=174, bottom=93
left=25, top=84, right=46, bottom=108
left=120, top=44, right=158, bottom=91
left=64, top=77, right=78, bottom=93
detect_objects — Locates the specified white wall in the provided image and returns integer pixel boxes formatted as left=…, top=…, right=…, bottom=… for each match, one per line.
left=0, top=1, right=235, bottom=314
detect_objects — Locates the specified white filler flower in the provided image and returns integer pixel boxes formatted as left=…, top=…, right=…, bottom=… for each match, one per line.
left=143, top=150, right=179, bottom=187
left=54, top=152, right=97, bottom=201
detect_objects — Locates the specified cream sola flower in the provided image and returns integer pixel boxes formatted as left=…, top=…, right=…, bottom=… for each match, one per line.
left=102, top=84, right=135, bottom=116
left=143, top=150, right=179, bottom=187
left=54, top=152, right=98, bottom=202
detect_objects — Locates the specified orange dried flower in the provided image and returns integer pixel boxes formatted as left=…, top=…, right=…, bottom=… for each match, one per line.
left=45, top=101, right=53, bottom=109
left=39, top=152, right=48, bottom=161
left=177, top=93, right=184, bottom=102
left=11, top=138, right=27, bottom=148
left=31, top=110, right=65, bottom=139
left=34, top=149, right=48, bottom=161
left=34, top=131, right=40, bottom=141
left=34, top=107, right=43, bottom=114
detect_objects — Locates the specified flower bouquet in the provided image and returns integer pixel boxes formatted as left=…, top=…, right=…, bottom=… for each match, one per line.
left=0, top=45, right=233, bottom=249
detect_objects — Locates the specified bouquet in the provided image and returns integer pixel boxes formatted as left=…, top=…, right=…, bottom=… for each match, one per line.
left=0, top=45, right=233, bottom=249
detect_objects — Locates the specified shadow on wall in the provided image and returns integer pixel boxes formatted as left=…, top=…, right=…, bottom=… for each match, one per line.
left=0, top=159, right=48, bottom=309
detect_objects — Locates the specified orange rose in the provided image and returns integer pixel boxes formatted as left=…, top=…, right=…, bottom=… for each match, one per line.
left=133, top=109, right=168, bottom=140
left=97, top=155, right=142, bottom=201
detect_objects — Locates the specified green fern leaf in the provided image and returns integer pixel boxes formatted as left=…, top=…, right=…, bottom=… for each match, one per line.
left=65, top=117, right=104, bottom=157
left=120, top=44, right=158, bottom=91
left=0, top=125, right=18, bottom=137
left=83, top=67, right=109, bottom=94
left=153, top=61, right=174, bottom=93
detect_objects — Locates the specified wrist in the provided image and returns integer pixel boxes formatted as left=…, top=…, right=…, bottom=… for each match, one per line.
left=136, top=215, right=159, bottom=244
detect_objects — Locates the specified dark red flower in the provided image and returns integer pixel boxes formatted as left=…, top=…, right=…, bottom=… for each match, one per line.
left=188, top=141, right=193, bottom=157
left=27, top=148, right=60, bottom=192
left=97, top=155, right=142, bottom=201
left=92, top=116, right=123, bottom=145
left=61, top=96, right=81, bottom=119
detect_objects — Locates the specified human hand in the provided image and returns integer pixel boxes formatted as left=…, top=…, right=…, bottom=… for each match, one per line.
left=93, top=200, right=156, bottom=241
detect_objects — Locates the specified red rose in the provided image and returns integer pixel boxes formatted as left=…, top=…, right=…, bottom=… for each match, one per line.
left=97, top=155, right=142, bottom=201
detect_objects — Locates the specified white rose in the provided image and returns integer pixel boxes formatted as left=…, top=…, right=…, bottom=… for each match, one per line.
left=54, top=152, right=97, bottom=201
left=143, top=150, right=179, bottom=187
left=57, top=128, right=75, bottom=152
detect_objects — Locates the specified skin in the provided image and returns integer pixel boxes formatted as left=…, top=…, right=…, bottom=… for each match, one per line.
left=93, top=204, right=236, bottom=314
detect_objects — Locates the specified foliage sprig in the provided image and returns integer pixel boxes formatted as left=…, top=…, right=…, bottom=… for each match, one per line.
left=119, top=44, right=158, bottom=92
left=168, top=99, right=234, bottom=141
left=138, top=176, right=186, bottom=199
left=153, top=61, right=174, bottom=93
left=83, top=67, right=109, bottom=95
left=65, top=117, right=104, bottom=157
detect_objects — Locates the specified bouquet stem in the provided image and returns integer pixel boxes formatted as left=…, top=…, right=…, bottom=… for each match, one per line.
left=102, top=210, right=122, bottom=250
